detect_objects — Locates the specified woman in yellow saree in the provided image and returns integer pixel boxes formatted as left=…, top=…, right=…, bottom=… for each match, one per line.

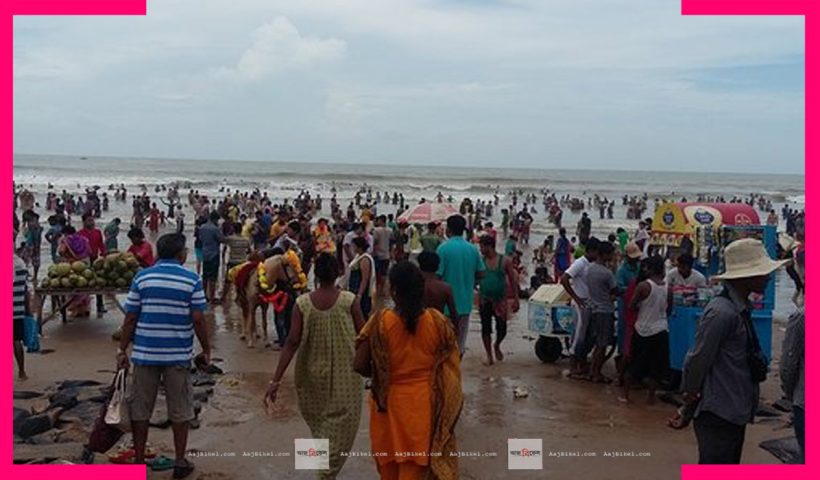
left=355, top=261, right=463, bottom=480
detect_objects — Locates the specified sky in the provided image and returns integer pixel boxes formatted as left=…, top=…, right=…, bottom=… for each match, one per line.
left=13, top=0, right=805, bottom=174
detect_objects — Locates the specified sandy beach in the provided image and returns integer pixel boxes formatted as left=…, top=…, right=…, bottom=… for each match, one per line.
left=14, top=258, right=795, bottom=479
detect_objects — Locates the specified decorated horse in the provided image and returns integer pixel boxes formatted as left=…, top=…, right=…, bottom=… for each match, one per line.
left=227, top=249, right=308, bottom=348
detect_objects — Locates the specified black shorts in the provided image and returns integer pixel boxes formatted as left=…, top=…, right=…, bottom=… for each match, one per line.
left=586, top=312, right=615, bottom=349
left=479, top=299, right=507, bottom=337
left=627, top=331, right=669, bottom=383
left=375, top=258, right=390, bottom=276
left=13, top=316, right=24, bottom=342
left=202, top=256, right=220, bottom=280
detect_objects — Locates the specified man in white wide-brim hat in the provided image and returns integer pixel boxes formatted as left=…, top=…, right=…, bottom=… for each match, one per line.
left=670, top=238, right=788, bottom=464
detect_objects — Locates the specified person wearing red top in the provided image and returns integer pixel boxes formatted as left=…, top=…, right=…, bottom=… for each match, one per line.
left=79, top=213, right=108, bottom=314
left=127, top=227, right=155, bottom=267
left=148, top=203, right=161, bottom=236
left=79, top=213, right=107, bottom=259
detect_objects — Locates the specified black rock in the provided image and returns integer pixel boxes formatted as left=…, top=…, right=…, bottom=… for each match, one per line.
left=17, top=414, right=55, bottom=438
left=188, top=418, right=200, bottom=429
left=773, top=398, right=793, bottom=413
left=14, top=391, right=44, bottom=400
left=759, top=436, right=802, bottom=464
left=14, top=407, right=31, bottom=435
left=60, top=400, right=104, bottom=429
left=48, top=388, right=79, bottom=411
left=25, top=429, right=62, bottom=445
left=59, top=379, right=102, bottom=390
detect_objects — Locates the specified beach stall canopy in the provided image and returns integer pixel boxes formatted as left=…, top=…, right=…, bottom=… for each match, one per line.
left=651, top=202, right=761, bottom=246
left=398, top=202, right=459, bottom=223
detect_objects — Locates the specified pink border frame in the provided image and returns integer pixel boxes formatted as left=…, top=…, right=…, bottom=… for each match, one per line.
left=0, top=1, right=811, bottom=479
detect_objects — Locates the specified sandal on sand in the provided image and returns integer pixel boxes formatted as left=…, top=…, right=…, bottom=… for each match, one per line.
left=108, top=447, right=157, bottom=464
left=149, top=456, right=175, bottom=471
left=567, top=372, right=590, bottom=381
left=172, top=459, right=196, bottom=479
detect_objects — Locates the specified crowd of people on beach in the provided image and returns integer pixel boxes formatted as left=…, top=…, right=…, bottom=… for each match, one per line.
left=12, top=179, right=806, bottom=477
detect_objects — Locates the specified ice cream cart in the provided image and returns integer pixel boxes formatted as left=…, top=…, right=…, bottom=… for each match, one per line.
left=527, top=284, right=577, bottom=363
left=650, top=203, right=778, bottom=379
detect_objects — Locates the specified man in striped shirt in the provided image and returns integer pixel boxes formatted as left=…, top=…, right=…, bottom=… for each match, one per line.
left=13, top=245, right=28, bottom=380
left=118, top=233, right=209, bottom=478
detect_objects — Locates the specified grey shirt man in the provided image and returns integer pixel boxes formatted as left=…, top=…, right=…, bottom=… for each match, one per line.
left=586, top=262, right=616, bottom=314
left=682, top=283, right=759, bottom=425
left=198, top=221, right=224, bottom=261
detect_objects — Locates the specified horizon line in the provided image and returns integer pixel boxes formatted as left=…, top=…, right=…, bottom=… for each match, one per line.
left=13, top=151, right=805, bottom=178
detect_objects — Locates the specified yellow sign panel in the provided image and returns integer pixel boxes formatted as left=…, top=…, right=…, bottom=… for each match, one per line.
left=652, top=203, right=688, bottom=234
left=683, top=205, right=724, bottom=228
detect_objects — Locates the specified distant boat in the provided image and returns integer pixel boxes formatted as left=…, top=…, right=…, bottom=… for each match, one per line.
left=80, top=156, right=87, bottom=160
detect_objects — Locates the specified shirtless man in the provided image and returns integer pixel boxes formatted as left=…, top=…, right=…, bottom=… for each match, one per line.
left=418, top=252, right=458, bottom=330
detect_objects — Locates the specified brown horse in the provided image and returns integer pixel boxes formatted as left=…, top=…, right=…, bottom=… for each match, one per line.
left=234, top=254, right=300, bottom=348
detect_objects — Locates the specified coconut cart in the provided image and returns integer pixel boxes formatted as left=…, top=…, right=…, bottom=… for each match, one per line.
left=34, top=252, right=143, bottom=329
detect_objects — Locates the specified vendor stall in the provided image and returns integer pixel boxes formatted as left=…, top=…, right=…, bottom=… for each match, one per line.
left=527, top=284, right=575, bottom=363
left=651, top=203, right=778, bottom=373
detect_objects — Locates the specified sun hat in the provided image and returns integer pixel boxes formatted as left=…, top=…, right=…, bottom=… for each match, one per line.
left=712, top=238, right=788, bottom=280
left=624, top=242, right=642, bottom=259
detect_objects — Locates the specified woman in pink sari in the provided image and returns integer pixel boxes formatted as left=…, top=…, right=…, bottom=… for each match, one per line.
left=57, top=226, right=92, bottom=317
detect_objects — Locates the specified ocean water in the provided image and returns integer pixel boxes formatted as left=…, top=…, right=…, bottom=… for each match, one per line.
left=13, top=154, right=805, bottom=206
left=13, top=153, right=804, bottom=318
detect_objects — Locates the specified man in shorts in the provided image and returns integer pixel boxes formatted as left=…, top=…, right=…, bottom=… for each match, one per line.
left=585, top=241, right=618, bottom=383
left=118, top=233, right=210, bottom=478
left=197, top=211, right=224, bottom=304
left=478, top=235, right=519, bottom=365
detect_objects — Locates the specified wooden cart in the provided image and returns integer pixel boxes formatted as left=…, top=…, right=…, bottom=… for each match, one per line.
left=34, top=286, right=130, bottom=329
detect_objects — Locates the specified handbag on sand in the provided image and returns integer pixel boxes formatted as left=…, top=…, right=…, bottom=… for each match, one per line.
left=104, top=369, right=131, bottom=432
left=87, top=371, right=126, bottom=453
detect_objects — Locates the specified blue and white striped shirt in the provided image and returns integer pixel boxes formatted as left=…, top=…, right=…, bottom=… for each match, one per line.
left=13, top=255, right=28, bottom=321
left=124, top=259, right=207, bottom=366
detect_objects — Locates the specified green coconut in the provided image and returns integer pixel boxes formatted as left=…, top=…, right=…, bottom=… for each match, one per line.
left=55, top=263, right=72, bottom=276
left=50, top=279, right=61, bottom=288
left=93, top=258, right=105, bottom=271
left=41, top=278, right=50, bottom=288
left=115, top=278, right=128, bottom=288
left=71, top=261, right=87, bottom=273
left=82, top=269, right=95, bottom=279
left=60, top=278, right=72, bottom=288
left=122, top=270, right=134, bottom=282
left=96, top=278, right=107, bottom=288
left=47, top=265, right=58, bottom=278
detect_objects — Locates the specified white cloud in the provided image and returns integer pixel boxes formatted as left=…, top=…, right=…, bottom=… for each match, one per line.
left=214, top=17, right=346, bottom=82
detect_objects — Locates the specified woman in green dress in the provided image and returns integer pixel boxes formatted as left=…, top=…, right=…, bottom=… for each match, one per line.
left=266, top=253, right=365, bottom=479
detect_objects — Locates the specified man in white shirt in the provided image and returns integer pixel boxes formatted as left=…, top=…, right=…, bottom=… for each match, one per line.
left=666, top=253, right=707, bottom=288
left=560, top=237, right=600, bottom=377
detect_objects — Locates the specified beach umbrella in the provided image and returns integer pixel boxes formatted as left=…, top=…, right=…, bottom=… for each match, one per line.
left=398, top=202, right=459, bottom=224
